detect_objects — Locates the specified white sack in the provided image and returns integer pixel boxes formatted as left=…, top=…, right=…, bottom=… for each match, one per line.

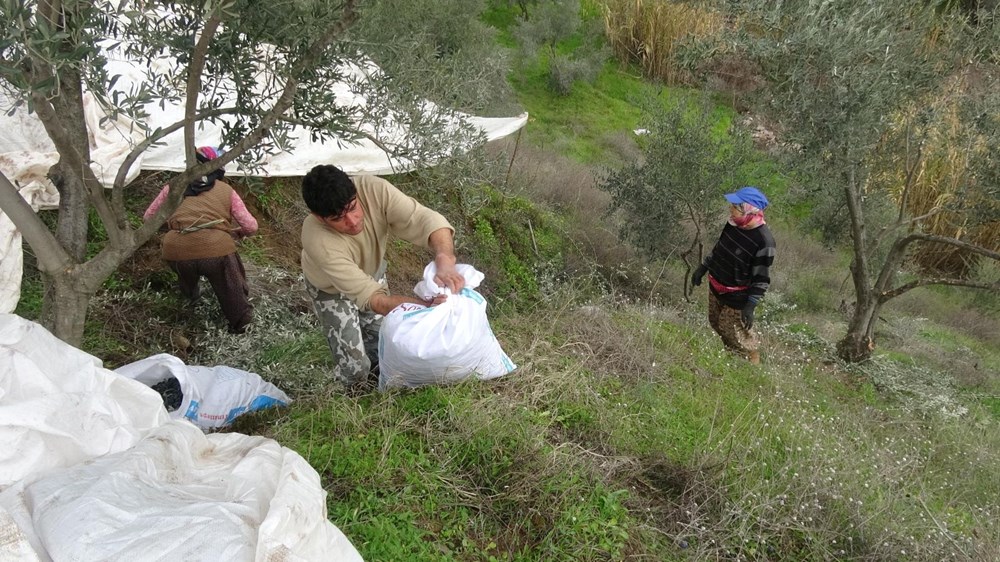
left=0, top=507, right=41, bottom=562
left=378, top=263, right=516, bottom=390
left=0, top=313, right=168, bottom=489
left=115, top=353, right=291, bottom=431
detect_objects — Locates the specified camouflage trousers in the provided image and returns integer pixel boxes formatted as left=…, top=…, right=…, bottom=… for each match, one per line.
left=707, top=290, right=760, bottom=357
left=305, top=272, right=386, bottom=389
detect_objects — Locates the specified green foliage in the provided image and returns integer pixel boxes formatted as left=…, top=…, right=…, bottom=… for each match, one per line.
left=234, top=236, right=271, bottom=266
left=597, top=96, right=760, bottom=262
left=12, top=262, right=43, bottom=320
left=242, top=177, right=292, bottom=214
left=932, top=0, right=1000, bottom=14
left=511, top=0, right=609, bottom=96
left=511, top=60, right=662, bottom=163
left=734, top=0, right=952, bottom=163
left=786, top=269, right=835, bottom=313
left=965, top=256, right=1000, bottom=312
left=983, top=396, right=1000, bottom=421
left=352, top=0, right=518, bottom=115
left=464, top=186, right=567, bottom=309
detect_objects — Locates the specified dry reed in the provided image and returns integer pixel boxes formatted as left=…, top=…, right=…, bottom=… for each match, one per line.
left=875, top=77, right=1000, bottom=275
left=601, top=0, right=723, bottom=85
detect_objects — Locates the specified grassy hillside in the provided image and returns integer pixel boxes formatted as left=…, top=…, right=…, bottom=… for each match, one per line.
left=14, top=2, right=1000, bottom=561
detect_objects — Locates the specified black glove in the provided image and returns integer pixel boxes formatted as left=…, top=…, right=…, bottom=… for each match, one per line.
left=741, top=300, right=758, bottom=330
left=691, top=264, right=708, bottom=287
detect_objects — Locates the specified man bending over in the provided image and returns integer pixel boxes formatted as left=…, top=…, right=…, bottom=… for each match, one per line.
left=300, top=164, right=465, bottom=391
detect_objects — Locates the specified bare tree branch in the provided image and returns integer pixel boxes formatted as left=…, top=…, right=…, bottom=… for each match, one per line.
left=874, top=231, right=1000, bottom=301
left=111, top=107, right=240, bottom=190
left=898, top=232, right=1000, bottom=260
left=182, top=8, right=223, bottom=169
left=0, top=172, right=72, bottom=273
left=881, top=277, right=1000, bottom=302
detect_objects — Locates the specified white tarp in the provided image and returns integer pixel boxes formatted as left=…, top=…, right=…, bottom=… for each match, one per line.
left=0, top=37, right=528, bottom=195
left=0, top=313, right=364, bottom=561
left=0, top=32, right=528, bottom=314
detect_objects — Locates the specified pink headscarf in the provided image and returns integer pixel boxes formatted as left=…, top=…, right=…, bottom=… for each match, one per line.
left=728, top=202, right=766, bottom=229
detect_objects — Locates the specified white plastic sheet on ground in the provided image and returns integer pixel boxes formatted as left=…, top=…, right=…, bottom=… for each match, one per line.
left=378, top=263, right=516, bottom=391
left=0, top=313, right=363, bottom=561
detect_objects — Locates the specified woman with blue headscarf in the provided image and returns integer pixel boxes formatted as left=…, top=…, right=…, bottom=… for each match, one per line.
left=691, top=186, right=776, bottom=364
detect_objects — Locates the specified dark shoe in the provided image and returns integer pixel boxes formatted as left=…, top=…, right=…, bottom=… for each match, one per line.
left=228, top=310, right=253, bottom=334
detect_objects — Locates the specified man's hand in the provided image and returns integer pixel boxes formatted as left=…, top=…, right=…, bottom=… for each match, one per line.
left=370, top=292, right=450, bottom=315
left=425, top=294, right=448, bottom=306
left=691, top=264, right=708, bottom=287
left=434, top=260, right=466, bottom=294
left=428, top=227, right=465, bottom=293
left=741, top=301, right=758, bottom=330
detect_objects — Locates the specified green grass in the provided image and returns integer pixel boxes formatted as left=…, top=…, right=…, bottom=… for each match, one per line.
left=511, top=59, right=671, bottom=164
left=271, top=382, right=648, bottom=561
left=918, top=324, right=1000, bottom=373
left=211, top=289, right=998, bottom=561
left=13, top=268, right=43, bottom=319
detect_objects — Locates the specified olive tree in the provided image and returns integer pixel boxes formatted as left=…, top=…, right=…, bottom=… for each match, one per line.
left=351, top=0, right=516, bottom=115
left=0, top=0, right=485, bottom=345
left=715, top=0, right=1000, bottom=362
left=511, top=0, right=608, bottom=95
left=598, top=97, right=760, bottom=297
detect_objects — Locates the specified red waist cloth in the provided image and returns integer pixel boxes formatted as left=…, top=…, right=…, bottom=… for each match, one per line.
left=708, top=274, right=748, bottom=294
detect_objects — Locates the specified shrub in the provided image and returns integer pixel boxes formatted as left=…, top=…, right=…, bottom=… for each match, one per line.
left=512, top=0, right=609, bottom=96
left=598, top=95, right=759, bottom=271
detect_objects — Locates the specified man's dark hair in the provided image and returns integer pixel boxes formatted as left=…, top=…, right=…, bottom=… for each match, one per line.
left=302, top=164, right=357, bottom=217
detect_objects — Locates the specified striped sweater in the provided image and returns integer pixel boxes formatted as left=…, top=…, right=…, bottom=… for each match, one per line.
left=702, top=222, right=776, bottom=309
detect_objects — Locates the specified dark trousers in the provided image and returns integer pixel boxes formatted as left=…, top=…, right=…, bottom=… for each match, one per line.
left=168, top=253, right=252, bottom=332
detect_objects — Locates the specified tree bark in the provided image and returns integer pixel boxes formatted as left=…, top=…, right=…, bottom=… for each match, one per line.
left=837, top=298, right=880, bottom=362
left=35, top=56, right=96, bottom=342
left=838, top=165, right=879, bottom=362
left=39, top=270, right=92, bottom=346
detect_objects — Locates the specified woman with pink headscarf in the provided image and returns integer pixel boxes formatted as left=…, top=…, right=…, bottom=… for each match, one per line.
left=691, top=186, right=776, bottom=364
left=143, top=146, right=258, bottom=333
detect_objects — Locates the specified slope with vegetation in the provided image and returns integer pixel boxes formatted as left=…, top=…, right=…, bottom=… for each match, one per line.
left=13, top=0, right=1000, bottom=560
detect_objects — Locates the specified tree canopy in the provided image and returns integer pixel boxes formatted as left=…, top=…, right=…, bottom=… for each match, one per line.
left=0, top=0, right=499, bottom=344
